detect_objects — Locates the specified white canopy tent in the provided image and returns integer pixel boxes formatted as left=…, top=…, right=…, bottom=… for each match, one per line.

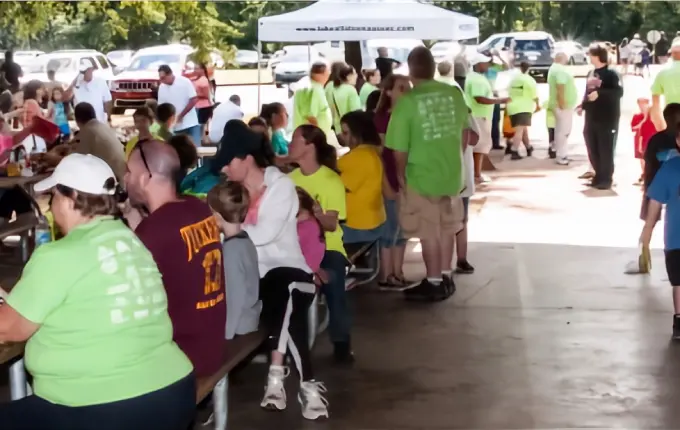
left=258, top=0, right=480, bottom=42
left=255, top=0, right=480, bottom=105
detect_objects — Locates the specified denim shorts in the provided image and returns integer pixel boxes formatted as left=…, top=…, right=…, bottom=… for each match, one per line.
left=342, top=223, right=383, bottom=245
left=380, top=198, right=406, bottom=248
left=176, top=124, right=202, bottom=147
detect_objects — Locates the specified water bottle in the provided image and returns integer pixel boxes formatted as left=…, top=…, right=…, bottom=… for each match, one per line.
left=35, top=214, right=52, bottom=248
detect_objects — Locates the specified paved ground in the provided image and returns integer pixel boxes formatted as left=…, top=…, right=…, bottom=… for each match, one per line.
left=3, top=66, right=678, bottom=428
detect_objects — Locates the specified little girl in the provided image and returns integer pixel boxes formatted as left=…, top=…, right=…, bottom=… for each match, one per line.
left=296, top=187, right=326, bottom=281
left=47, top=87, right=70, bottom=142
left=631, top=97, right=656, bottom=185
left=260, top=103, right=290, bottom=156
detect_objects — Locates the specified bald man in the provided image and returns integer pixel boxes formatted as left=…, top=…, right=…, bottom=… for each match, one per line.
left=651, top=39, right=680, bottom=130
left=547, top=52, right=578, bottom=165
left=125, top=140, right=226, bottom=379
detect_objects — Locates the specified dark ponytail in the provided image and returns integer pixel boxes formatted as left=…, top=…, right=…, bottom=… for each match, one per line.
left=297, top=124, right=339, bottom=174
left=332, top=64, right=355, bottom=88
left=260, top=102, right=284, bottom=127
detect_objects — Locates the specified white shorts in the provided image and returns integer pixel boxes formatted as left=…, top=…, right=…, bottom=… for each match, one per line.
left=473, top=117, right=492, bottom=154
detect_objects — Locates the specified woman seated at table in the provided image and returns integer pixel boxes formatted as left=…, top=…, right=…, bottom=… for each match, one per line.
left=337, top=110, right=386, bottom=245
left=0, top=154, right=195, bottom=430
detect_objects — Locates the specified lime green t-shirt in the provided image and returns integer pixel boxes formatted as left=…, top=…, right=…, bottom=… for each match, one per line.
left=294, top=81, right=333, bottom=138
left=7, top=217, right=192, bottom=407
left=359, top=83, right=377, bottom=110
left=327, top=83, right=362, bottom=131
left=289, top=166, right=347, bottom=257
left=464, top=71, right=494, bottom=120
left=506, top=73, right=537, bottom=116
left=386, top=79, right=468, bottom=197
left=651, top=61, right=680, bottom=105
left=547, top=63, right=578, bottom=110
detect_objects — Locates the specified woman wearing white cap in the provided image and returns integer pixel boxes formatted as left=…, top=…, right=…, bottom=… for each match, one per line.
left=0, top=154, right=195, bottom=429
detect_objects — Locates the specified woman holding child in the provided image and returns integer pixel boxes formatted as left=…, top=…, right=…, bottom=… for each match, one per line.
left=288, top=124, right=354, bottom=363
left=216, top=120, right=329, bottom=421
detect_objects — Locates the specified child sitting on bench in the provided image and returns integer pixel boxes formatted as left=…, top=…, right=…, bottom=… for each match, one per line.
left=207, top=180, right=261, bottom=340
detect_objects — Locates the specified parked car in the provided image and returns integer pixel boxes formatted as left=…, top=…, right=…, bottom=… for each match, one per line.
left=268, top=45, right=318, bottom=71
left=478, top=31, right=555, bottom=81
left=14, top=50, right=45, bottom=68
left=554, top=41, right=588, bottom=65
left=20, top=49, right=115, bottom=87
left=430, top=41, right=464, bottom=64
left=108, top=44, right=217, bottom=114
left=234, top=49, right=260, bottom=69
left=273, top=51, right=326, bottom=87
left=107, top=49, right=136, bottom=70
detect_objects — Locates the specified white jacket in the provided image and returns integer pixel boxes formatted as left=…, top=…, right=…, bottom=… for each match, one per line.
left=243, top=166, right=311, bottom=277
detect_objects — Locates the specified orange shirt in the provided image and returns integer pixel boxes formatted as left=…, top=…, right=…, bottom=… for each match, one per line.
left=193, top=76, right=212, bottom=109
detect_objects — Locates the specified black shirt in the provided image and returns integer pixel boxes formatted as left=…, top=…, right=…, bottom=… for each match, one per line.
left=375, top=57, right=399, bottom=80
left=657, top=38, right=670, bottom=57
left=0, top=61, right=22, bottom=92
left=582, top=65, right=622, bottom=125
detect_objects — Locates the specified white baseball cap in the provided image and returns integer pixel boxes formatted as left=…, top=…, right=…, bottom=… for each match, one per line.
left=470, top=53, right=492, bottom=67
left=34, top=153, right=117, bottom=195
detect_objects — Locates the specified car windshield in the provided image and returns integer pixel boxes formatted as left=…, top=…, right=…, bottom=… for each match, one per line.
left=281, top=54, right=311, bottom=63
left=25, top=57, right=72, bottom=74
left=127, top=54, right=181, bottom=71
left=514, top=39, right=551, bottom=51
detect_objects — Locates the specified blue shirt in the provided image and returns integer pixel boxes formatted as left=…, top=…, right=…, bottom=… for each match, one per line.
left=52, top=102, right=68, bottom=126
left=271, top=129, right=289, bottom=156
left=647, top=150, right=680, bottom=250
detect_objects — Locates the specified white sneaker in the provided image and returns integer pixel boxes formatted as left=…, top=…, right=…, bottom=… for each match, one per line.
left=556, top=157, right=570, bottom=166
left=298, top=380, right=329, bottom=420
left=260, top=365, right=289, bottom=411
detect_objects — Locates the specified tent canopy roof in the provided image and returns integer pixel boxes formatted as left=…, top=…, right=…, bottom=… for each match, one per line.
left=258, top=0, right=479, bottom=42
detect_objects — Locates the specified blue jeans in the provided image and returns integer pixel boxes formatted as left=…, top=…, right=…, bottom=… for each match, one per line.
left=491, top=103, right=501, bottom=148
left=176, top=125, right=202, bottom=147
left=320, top=250, right=351, bottom=344
left=341, top=224, right=383, bottom=244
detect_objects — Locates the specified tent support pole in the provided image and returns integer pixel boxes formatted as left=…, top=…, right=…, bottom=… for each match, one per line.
left=257, top=41, right=262, bottom=111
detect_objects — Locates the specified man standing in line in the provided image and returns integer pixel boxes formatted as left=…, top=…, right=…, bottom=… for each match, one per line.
left=375, top=47, right=400, bottom=81
left=484, top=49, right=510, bottom=151
left=64, top=60, right=112, bottom=124
left=386, top=47, right=473, bottom=301
left=651, top=39, right=680, bottom=131
left=157, top=64, right=201, bottom=145
left=465, top=53, right=510, bottom=184
left=547, top=52, right=578, bottom=165
left=579, top=43, right=623, bottom=190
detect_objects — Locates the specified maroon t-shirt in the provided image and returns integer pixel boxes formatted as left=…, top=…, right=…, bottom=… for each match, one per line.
left=374, top=110, right=400, bottom=193
left=136, top=197, right=226, bottom=377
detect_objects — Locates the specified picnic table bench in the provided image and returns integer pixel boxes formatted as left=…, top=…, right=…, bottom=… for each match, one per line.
left=195, top=330, right=267, bottom=429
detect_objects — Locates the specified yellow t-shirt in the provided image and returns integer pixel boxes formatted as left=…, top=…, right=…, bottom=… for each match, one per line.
left=337, top=144, right=386, bottom=230
left=125, top=134, right=162, bottom=160
left=289, top=166, right=347, bottom=257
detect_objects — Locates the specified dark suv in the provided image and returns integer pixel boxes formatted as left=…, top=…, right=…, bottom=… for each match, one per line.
left=510, top=35, right=555, bottom=81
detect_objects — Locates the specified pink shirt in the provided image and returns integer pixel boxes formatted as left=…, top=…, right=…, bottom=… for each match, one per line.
left=297, top=218, right=325, bottom=272
left=193, top=76, right=212, bottom=109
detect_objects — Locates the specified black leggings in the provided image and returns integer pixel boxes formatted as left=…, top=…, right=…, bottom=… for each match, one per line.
left=260, top=267, right=316, bottom=381
left=0, top=373, right=196, bottom=430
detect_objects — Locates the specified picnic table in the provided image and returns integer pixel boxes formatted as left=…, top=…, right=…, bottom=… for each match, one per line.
left=196, top=146, right=217, bottom=168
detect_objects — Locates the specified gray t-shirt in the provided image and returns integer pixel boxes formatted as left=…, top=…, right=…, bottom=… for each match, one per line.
left=222, top=231, right=261, bottom=339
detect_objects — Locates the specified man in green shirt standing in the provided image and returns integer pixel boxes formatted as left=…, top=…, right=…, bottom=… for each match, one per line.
left=465, top=53, right=510, bottom=183
left=651, top=39, right=680, bottom=130
left=547, top=52, right=578, bottom=165
left=386, top=47, right=476, bottom=302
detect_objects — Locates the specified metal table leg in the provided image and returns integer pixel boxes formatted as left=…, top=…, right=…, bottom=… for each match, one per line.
left=212, top=374, right=228, bottom=429
left=9, top=358, right=27, bottom=400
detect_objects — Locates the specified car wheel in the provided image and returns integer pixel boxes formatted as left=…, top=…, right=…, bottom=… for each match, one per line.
left=112, top=107, right=126, bottom=116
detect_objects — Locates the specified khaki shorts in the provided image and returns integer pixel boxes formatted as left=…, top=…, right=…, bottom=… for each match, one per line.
left=473, top=117, right=492, bottom=154
left=399, top=187, right=464, bottom=240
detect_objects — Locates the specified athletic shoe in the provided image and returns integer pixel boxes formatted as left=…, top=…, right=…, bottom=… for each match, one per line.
left=526, top=145, right=534, bottom=157
left=404, top=279, right=445, bottom=302
left=673, top=315, right=680, bottom=341
left=556, top=157, right=570, bottom=166
left=333, top=341, right=355, bottom=365
left=441, top=274, right=456, bottom=298
left=455, top=259, right=475, bottom=274
left=260, top=365, right=289, bottom=411
left=510, top=150, right=523, bottom=160
left=548, top=147, right=557, bottom=159
left=578, top=171, right=595, bottom=179
left=299, top=381, right=329, bottom=420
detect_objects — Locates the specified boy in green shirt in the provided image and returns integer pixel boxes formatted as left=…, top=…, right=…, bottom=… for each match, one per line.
left=506, top=62, right=539, bottom=160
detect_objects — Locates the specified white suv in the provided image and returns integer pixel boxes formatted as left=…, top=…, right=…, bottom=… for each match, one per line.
left=20, top=49, right=116, bottom=86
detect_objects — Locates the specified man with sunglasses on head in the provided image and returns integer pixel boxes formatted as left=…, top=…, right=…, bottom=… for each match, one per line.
left=123, top=140, right=226, bottom=380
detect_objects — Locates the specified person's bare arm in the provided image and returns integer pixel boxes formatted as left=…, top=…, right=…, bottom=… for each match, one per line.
left=104, top=101, right=112, bottom=120
left=651, top=94, right=665, bottom=131
left=0, top=303, right=39, bottom=343
left=178, top=97, right=199, bottom=122
left=313, top=204, right=339, bottom=232
left=63, top=75, right=80, bottom=101
left=393, top=149, right=408, bottom=189
left=474, top=96, right=509, bottom=105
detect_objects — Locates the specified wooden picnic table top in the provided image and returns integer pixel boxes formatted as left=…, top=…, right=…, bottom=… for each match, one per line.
left=0, top=342, right=23, bottom=366
left=196, top=147, right=217, bottom=157
left=0, top=213, right=38, bottom=242
left=0, top=173, right=48, bottom=189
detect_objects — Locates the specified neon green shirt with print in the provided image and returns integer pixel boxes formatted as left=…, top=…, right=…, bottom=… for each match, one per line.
left=547, top=63, right=578, bottom=110
left=464, top=71, right=494, bottom=120
left=327, top=83, right=362, bottom=131
left=289, top=165, right=347, bottom=257
left=7, top=217, right=192, bottom=407
left=651, top=61, right=680, bottom=105
left=294, top=81, right=333, bottom=138
left=386, top=79, right=468, bottom=197
left=506, top=73, right=537, bottom=116
left=359, top=83, right=377, bottom=110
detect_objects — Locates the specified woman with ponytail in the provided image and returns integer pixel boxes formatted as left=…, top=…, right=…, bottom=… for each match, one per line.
left=359, top=69, right=381, bottom=110
left=288, top=124, right=354, bottom=363
left=326, top=63, right=362, bottom=133
left=260, top=102, right=290, bottom=156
